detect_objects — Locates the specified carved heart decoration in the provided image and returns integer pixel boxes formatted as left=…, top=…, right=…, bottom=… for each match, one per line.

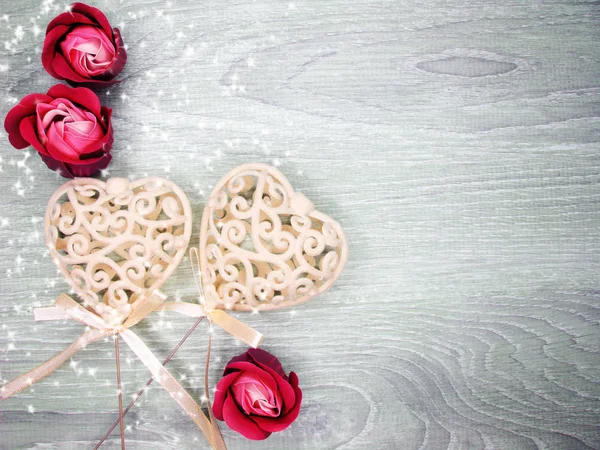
left=199, top=163, right=348, bottom=311
left=45, top=177, right=192, bottom=325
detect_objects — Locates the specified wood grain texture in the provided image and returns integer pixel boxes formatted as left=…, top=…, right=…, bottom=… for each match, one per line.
left=1, top=0, right=599, bottom=448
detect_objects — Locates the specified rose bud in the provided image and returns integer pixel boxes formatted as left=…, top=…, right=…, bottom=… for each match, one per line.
left=213, top=348, right=302, bottom=440
left=4, top=84, right=113, bottom=178
left=42, top=2, right=127, bottom=87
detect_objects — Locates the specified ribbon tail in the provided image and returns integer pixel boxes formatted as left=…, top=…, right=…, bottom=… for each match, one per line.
left=119, top=329, right=226, bottom=450
left=158, top=301, right=205, bottom=317
left=158, top=302, right=262, bottom=349
left=204, top=330, right=227, bottom=450
left=209, top=310, right=263, bottom=348
left=34, top=306, right=71, bottom=321
left=1, top=328, right=110, bottom=400
left=54, top=294, right=111, bottom=330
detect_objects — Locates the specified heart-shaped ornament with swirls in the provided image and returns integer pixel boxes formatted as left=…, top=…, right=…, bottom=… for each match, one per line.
left=45, top=177, right=192, bottom=325
left=199, top=163, right=348, bottom=311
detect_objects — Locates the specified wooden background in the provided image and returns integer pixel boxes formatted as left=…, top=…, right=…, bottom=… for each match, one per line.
left=1, top=0, right=599, bottom=448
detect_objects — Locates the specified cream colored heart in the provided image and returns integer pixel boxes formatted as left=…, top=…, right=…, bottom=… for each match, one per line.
left=199, top=163, right=348, bottom=311
left=45, top=177, right=192, bottom=325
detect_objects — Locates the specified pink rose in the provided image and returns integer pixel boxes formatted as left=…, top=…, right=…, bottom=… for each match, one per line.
left=42, top=3, right=127, bottom=86
left=213, top=348, right=302, bottom=440
left=4, top=84, right=113, bottom=178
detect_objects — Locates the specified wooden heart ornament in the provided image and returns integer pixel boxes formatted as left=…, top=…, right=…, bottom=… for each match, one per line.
left=199, top=163, right=348, bottom=311
left=45, top=177, right=192, bottom=325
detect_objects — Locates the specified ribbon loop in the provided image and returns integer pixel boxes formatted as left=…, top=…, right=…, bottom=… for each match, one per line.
left=184, top=247, right=263, bottom=348
left=1, top=290, right=226, bottom=450
left=55, top=294, right=112, bottom=330
left=2, top=248, right=263, bottom=450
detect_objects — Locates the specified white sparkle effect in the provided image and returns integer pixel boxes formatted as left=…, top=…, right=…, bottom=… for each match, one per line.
left=0, top=0, right=297, bottom=434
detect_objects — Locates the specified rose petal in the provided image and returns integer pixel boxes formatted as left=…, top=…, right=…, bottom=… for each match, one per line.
left=41, top=24, right=71, bottom=78
left=12, top=93, right=53, bottom=111
left=6, top=115, right=30, bottom=149
left=91, top=27, right=126, bottom=81
left=35, top=95, right=107, bottom=157
left=66, top=119, right=96, bottom=136
left=44, top=6, right=118, bottom=82
left=222, top=394, right=271, bottom=440
left=46, top=85, right=102, bottom=118
left=212, top=372, right=240, bottom=421
left=248, top=360, right=296, bottom=414
left=65, top=25, right=108, bottom=42
left=4, top=93, right=52, bottom=148
left=234, top=373, right=276, bottom=404
left=231, top=372, right=281, bottom=417
left=72, top=36, right=102, bottom=54
left=64, top=126, right=104, bottom=154
left=51, top=52, right=90, bottom=82
left=252, top=372, right=302, bottom=432
left=225, top=362, right=279, bottom=393
left=46, top=11, right=95, bottom=34
left=93, top=42, right=114, bottom=67
left=70, top=2, right=115, bottom=37
left=60, top=26, right=116, bottom=77
left=100, top=106, right=113, bottom=149
left=65, top=147, right=108, bottom=164
left=63, top=103, right=91, bottom=123
left=39, top=151, right=110, bottom=178
left=246, top=348, right=287, bottom=379
left=39, top=153, right=74, bottom=178
left=225, top=351, right=253, bottom=368
left=18, top=116, right=49, bottom=155
left=37, top=102, right=68, bottom=132
left=282, top=372, right=303, bottom=422
left=46, top=124, right=81, bottom=161
left=7, top=127, right=30, bottom=149
left=68, top=77, right=121, bottom=88
left=65, top=153, right=111, bottom=177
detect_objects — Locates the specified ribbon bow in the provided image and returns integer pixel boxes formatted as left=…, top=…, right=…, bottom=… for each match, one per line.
left=1, top=248, right=263, bottom=450
left=157, top=249, right=263, bottom=349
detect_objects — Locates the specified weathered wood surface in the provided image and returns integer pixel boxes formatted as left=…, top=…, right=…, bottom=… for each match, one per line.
left=1, top=0, right=599, bottom=448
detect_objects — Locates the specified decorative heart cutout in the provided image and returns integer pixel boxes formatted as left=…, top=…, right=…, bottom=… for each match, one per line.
left=199, top=163, right=348, bottom=311
left=45, top=177, right=192, bottom=325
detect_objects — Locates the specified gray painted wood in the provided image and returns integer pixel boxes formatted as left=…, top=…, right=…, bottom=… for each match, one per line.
left=1, top=0, right=599, bottom=448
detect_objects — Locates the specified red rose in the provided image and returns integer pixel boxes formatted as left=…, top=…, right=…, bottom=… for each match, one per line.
left=4, top=84, right=113, bottom=178
left=42, top=2, right=127, bottom=86
left=213, top=348, right=302, bottom=440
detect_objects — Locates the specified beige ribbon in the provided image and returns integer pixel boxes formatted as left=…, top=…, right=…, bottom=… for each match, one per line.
left=0, top=251, right=263, bottom=450
left=0, top=291, right=226, bottom=449
left=158, top=248, right=263, bottom=349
